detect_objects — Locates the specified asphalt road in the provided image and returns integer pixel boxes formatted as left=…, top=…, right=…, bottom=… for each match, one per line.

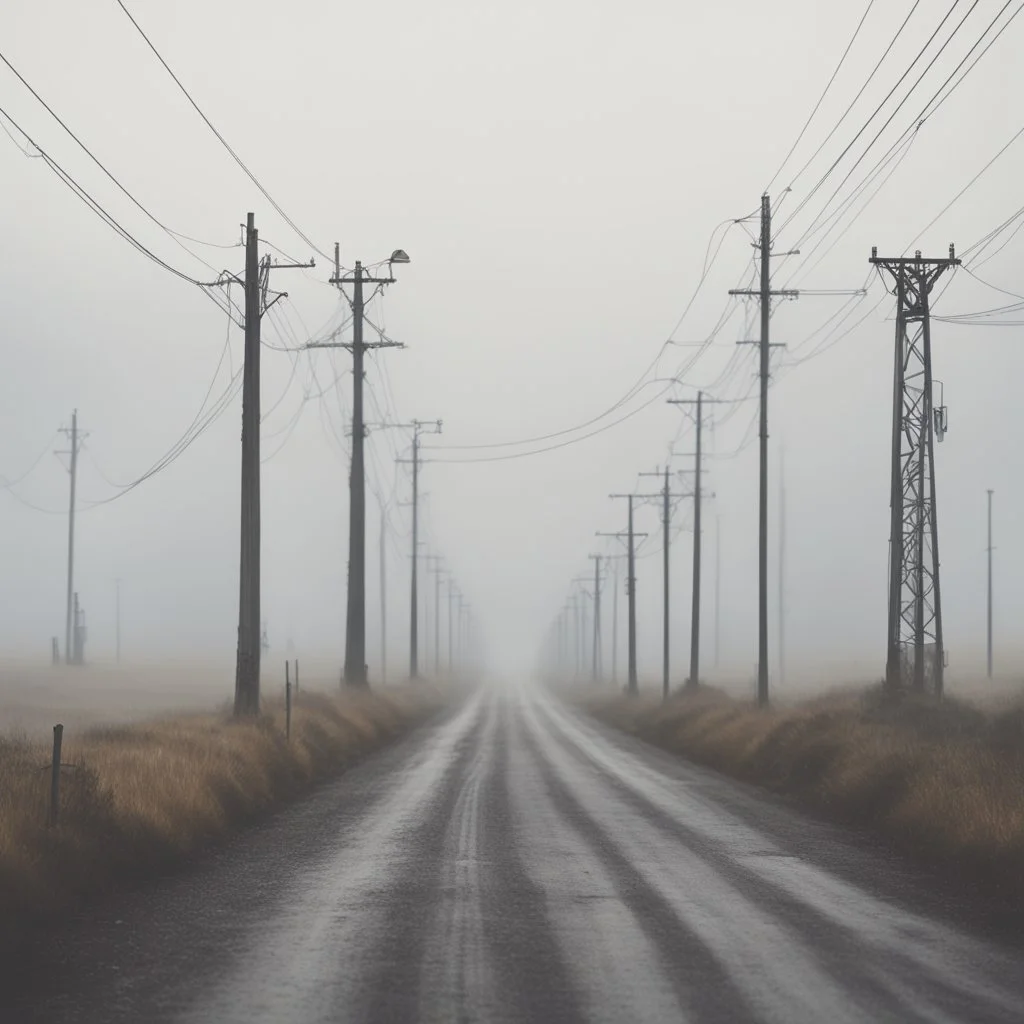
left=6, top=684, right=1024, bottom=1023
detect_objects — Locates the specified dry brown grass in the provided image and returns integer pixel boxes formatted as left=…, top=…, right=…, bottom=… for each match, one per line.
left=0, top=686, right=446, bottom=944
left=586, top=685, right=1024, bottom=901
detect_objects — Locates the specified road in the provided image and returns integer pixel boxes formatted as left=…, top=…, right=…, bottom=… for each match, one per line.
left=6, top=683, right=1024, bottom=1023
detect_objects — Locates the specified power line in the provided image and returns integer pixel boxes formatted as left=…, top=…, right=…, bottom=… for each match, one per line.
left=0, top=47, right=230, bottom=275
left=425, top=296, right=745, bottom=463
left=764, top=0, right=878, bottom=194
left=434, top=217, right=751, bottom=452
left=779, top=1, right=923, bottom=195
left=786, top=0, right=1022, bottom=259
left=114, top=0, right=329, bottom=262
left=0, top=101, right=242, bottom=325
left=778, top=0, right=970, bottom=237
left=0, top=432, right=58, bottom=490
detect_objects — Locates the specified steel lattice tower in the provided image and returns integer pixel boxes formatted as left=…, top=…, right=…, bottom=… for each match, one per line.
left=869, top=246, right=959, bottom=695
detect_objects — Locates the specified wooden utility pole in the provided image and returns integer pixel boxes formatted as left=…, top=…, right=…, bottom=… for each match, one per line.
left=57, top=410, right=85, bottom=667
left=690, top=394, right=704, bottom=689
left=380, top=503, right=387, bottom=686
left=431, top=558, right=444, bottom=677
left=588, top=554, right=602, bottom=682
left=611, top=558, right=619, bottom=685
left=601, top=496, right=649, bottom=695
left=115, top=578, right=121, bottom=664
left=756, top=198, right=771, bottom=706
left=448, top=577, right=456, bottom=677
left=627, top=498, right=637, bottom=694
left=308, top=247, right=408, bottom=688
left=234, top=213, right=261, bottom=714
left=987, top=489, right=994, bottom=680
left=639, top=469, right=690, bottom=698
left=715, top=514, right=721, bottom=669
left=234, top=213, right=313, bottom=715
left=779, top=446, right=786, bottom=688
left=730, top=196, right=797, bottom=706
left=396, top=419, right=442, bottom=679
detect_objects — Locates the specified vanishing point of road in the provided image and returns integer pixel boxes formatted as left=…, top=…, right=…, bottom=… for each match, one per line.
left=6, top=684, right=1023, bottom=1023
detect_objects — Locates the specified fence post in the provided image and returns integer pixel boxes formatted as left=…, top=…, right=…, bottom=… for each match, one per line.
left=49, top=724, right=63, bottom=827
left=285, top=662, right=292, bottom=741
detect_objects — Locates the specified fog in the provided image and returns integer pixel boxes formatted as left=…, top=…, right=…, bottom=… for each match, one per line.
left=1, top=1, right=1023, bottom=701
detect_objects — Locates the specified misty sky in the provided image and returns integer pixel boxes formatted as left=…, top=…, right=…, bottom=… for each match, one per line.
left=1, top=1, right=1022, bottom=691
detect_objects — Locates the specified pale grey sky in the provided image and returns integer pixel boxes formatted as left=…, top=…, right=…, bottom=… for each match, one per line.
left=1, top=1, right=1022, bottom=690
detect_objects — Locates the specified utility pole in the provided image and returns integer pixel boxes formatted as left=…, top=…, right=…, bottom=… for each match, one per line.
left=57, top=411, right=86, bottom=667
left=569, top=594, right=580, bottom=678
left=730, top=195, right=798, bottom=706
left=588, top=554, right=603, bottom=681
left=396, top=420, right=442, bottom=679
left=430, top=557, right=445, bottom=677
left=448, top=578, right=456, bottom=677
left=601, top=496, right=649, bottom=695
left=669, top=390, right=721, bottom=691
left=779, top=445, right=786, bottom=688
left=572, top=575, right=595, bottom=681
left=380, top=503, right=387, bottom=686
left=627, top=498, right=637, bottom=695
left=234, top=213, right=262, bottom=714
left=714, top=515, right=721, bottom=669
left=115, top=578, right=121, bottom=664
left=457, top=595, right=468, bottom=674
left=870, top=246, right=959, bottom=695
left=232, top=214, right=313, bottom=715
left=987, top=489, right=994, bottom=680
left=308, top=246, right=409, bottom=688
left=638, top=469, right=691, bottom=698
left=611, top=558, right=619, bottom=685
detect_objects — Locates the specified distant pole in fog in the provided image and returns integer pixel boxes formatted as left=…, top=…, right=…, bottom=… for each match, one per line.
left=115, top=578, right=121, bottom=664
left=987, top=489, right=994, bottom=680
left=589, top=554, right=603, bottom=682
left=380, top=504, right=387, bottom=686
left=430, top=559, right=444, bottom=678
left=715, top=515, right=721, bottom=670
left=395, top=420, right=442, bottom=681
left=448, top=578, right=456, bottom=677
left=603, top=496, right=649, bottom=695
left=779, top=446, right=786, bottom=689
left=58, top=409, right=86, bottom=667
left=612, top=559, right=619, bottom=685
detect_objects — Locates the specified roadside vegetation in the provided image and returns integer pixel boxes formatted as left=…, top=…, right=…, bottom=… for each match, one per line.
left=587, top=685, right=1024, bottom=903
left=0, top=686, right=445, bottom=946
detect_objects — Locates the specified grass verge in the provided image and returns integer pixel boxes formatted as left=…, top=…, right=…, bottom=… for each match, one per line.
left=0, top=686, right=447, bottom=946
left=585, top=685, right=1024, bottom=909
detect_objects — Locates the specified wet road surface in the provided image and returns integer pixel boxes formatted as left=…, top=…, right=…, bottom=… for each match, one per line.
left=5, top=683, right=1024, bottom=1023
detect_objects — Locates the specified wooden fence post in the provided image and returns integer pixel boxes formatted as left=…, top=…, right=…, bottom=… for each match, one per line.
left=285, top=662, right=292, bottom=741
left=49, top=724, right=63, bottom=827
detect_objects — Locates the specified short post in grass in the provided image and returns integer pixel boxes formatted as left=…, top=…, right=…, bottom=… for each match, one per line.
left=49, top=724, right=63, bottom=827
left=285, top=662, right=292, bottom=741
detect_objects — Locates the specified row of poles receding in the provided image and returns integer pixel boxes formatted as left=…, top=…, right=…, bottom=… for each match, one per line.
left=545, top=194, right=992, bottom=703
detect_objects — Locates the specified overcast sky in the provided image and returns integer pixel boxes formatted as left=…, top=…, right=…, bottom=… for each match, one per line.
left=1, top=0, right=1022, bottom=693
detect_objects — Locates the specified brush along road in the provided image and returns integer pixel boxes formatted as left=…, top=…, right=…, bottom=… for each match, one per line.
left=5, top=684, right=1023, bottom=1023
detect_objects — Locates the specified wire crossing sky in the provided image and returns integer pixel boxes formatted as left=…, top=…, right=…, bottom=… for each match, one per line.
left=0, top=0, right=1022, bottom=684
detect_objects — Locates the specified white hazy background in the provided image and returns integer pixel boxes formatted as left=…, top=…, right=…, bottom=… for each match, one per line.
left=1, top=0, right=1022, bottom=702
